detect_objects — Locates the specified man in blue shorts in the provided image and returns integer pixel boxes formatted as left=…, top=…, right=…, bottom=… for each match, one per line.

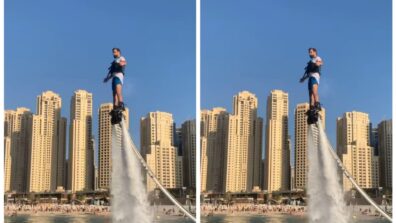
left=104, top=48, right=127, bottom=110
left=300, top=47, right=323, bottom=111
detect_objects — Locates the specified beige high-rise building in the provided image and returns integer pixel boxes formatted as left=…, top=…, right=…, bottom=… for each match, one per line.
left=341, top=144, right=379, bottom=190
left=4, top=111, right=14, bottom=192
left=27, top=91, right=67, bottom=192
left=200, top=136, right=208, bottom=192
left=337, top=111, right=379, bottom=191
left=224, top=91, right=263, bottom=192
left=4, top=137, right=12, bottom=192
left=4, top=108, right=32, bottom=193
left=98, top=103, right=129, bottom=190
left=181, top=120, right=196, bottom=188
left=336, top=111, right=370, bottom=156
left=140, top=111, right=183, bottom=192
left=294, top=103, right=325, bottom=189
left=378, top=119, right=392, bottom=189
left=68, top=90, right=94, bottom=192
left=264, top=90, right=290, bottom=193
left=200, top=108, right=228, bottom=192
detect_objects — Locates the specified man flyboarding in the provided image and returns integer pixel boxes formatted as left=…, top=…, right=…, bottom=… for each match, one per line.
left=104, top=48, right=127, bottom=124
left=299, top=47, right=323, bottom=124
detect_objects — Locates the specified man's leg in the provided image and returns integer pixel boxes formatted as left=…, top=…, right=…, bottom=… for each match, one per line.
left=309, top=92, right=314, bottom=108
left=115, top=84, right=124, bottom=108
left=308, top=77, right=314, bottom=108
left=113, top=91, right=118, bottom=107
left=312, top=83, right=322, bottom=111
left=312, top=84, right=319, bottom=104
left=112, top=78, right=119, bottom=108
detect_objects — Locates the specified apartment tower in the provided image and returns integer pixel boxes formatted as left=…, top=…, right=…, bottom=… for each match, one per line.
left=181, top=119, right=196, bottom=188
left=4, top=108, right=32, bottom=192
left=200, top=108, right=228, bottom=192
left=140, top=111, right=182, bottom=192
left=378, top=119, right=392, bottom=189
left=224, top=91, right=263, bottom=192
left=294, top=103, right=325, bottom=189
left=337, top=111, right=379, bottom=191
left=68, top=90, right=94, bottom=192
left=264, top=90, right=290, bottom=193
left=27, top=91, right=67, bottom=192
left=98, top=103, right=129, bottom=190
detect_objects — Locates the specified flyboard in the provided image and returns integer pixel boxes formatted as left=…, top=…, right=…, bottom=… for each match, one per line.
left=306, top=107, right=319, bottom=125
left=110, top=107, right=124, bottom=125
left=110, top=110, right=197, bottom=222
left=307, top=114, right=392, bottom=222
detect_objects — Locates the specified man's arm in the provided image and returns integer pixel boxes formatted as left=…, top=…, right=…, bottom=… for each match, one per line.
left=103, top=63, right=113, bottom=83
left=103, top=72, right=112, bottom=83
left=299, top=73, right=309, bottom=83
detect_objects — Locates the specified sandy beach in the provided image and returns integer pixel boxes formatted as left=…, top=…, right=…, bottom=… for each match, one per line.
left=5, top=204, right=195, bottom=218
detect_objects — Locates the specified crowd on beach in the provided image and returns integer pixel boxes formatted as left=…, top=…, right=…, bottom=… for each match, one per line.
left=5, top=203, right=391, bottom=218
left=160, top=206, right=188, bottom=217
left=357, top=206, right=392, bottom=217
left=201, top=203, right=306, bottom=216
left=5, top=203, right=111, bottom=216
left=5, top=203, right=192, bottom=217
left=201, top=203, right=392, bottom=218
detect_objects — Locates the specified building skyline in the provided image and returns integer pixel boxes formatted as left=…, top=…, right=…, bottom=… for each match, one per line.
left=201, top=89, right=391, bottom=194
left=5, top=89, right=196, bottom=194
left=4, top=88, right=392, bottom=195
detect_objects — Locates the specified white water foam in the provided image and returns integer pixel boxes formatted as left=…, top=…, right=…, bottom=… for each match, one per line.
left=307, top=125, right=349, bottom=223
left=111, top=123, right=153, bottom=223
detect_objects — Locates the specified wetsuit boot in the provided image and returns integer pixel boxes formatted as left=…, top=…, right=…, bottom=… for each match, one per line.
left=118, top=102, right=125, bottom=111
left=110, top=103, right=124, bottom=125
left=314, top=102, right=322, bottom=111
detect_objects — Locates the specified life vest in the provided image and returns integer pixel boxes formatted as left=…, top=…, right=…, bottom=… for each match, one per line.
left=108, top=60, right=125, bottom=76
left=305, top=60, right=321, bottom=75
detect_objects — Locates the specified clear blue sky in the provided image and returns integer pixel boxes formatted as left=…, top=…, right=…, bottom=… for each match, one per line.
left=202, top=0, right=392, bottom=158
left=5, top=1, right=196, bottom=156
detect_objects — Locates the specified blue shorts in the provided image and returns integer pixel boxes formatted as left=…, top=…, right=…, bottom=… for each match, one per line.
left=308, top=76, right=318, bottom=93
left=112, top=76, right=122, bottom=92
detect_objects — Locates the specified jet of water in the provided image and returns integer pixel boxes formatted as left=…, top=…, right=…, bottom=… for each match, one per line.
left=307, top=125, right=349, bottom=223
left=111, top=124, right=153, bottom=223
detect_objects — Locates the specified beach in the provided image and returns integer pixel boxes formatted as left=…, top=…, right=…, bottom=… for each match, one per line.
left=5, top=203, right=195, bottom=218
left=201, top=203, right=391, bottom=219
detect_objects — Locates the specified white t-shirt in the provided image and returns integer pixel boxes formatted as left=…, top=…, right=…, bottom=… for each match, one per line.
left=309, top=56, right=321, bottom=84
left=113, top=56, right=126, bottom=84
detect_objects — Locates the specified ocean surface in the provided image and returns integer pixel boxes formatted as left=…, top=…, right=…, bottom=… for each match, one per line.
left=5, top=214, right=389, bottom=223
